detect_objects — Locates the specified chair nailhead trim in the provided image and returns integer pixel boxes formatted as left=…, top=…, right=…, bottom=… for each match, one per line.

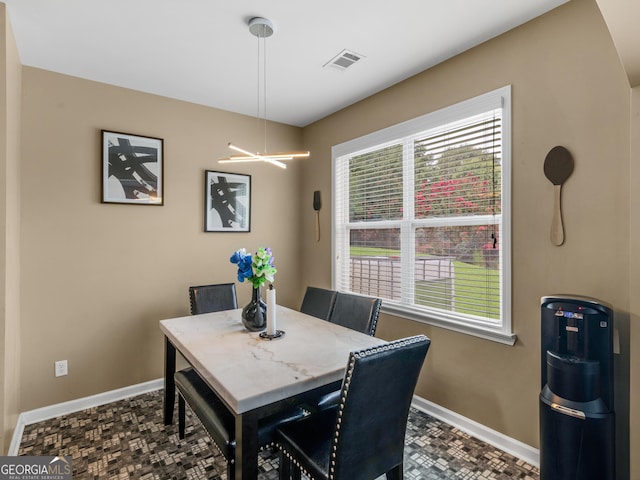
left=369, top=300, right=381, bottom=335
left=278, top=445, right=316, bottom=480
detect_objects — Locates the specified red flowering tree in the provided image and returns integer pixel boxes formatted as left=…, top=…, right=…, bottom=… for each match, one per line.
left=348, top=143, right=500, bottom=268
left=414, top=145, right=500, bottom=267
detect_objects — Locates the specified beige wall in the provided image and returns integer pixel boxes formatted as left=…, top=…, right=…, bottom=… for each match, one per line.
left=0, top=3, right=21, bottom=454
left=19, top=68, right=305, bottom=411
left=302, top=0, right=632, bottom=457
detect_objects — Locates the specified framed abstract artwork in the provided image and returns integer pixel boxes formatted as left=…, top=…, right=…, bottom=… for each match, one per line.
left=204, top=170, right=251, bottom=232
left=101, top=130, right=164, bottom=205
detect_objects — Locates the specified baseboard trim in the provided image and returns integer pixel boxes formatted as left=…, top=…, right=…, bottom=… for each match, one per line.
left=8, top=380, right=539, bottom=468
left=8, top=378, right=163, bottom=456
left=412, top=395, right=540, bottom=468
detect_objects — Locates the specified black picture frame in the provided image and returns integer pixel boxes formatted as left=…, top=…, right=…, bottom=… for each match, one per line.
left=205, top=170, right=251, bottom=232
left=101, top=130, right=164, bottom=205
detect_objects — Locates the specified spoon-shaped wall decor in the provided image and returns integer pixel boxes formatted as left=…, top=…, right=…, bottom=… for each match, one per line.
left=543, top=146, right=574, bottom=246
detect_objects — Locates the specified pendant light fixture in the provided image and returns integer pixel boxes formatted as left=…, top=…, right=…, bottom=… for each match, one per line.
left=219, top=17, right=310, bottom=169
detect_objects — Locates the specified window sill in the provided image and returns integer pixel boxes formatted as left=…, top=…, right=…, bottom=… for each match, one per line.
left=381, top=303, right=517, bottom=346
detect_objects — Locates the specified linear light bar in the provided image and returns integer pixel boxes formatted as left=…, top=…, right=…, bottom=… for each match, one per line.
left=222, top=143, right=287, bottom=169
left=219, top=143, right=311, bottom=169
left=229, top=151, right=310, bottom=160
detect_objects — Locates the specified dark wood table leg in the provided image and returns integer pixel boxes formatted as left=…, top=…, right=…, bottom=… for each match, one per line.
left=164, top=336, right=176, bottom=425
left=235, top=409, right=260, bottom=480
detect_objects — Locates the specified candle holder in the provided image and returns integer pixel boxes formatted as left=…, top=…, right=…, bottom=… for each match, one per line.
left=259, top=330, right=285, bottom=340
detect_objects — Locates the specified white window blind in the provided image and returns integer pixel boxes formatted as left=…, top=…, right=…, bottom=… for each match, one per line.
left=333, top=87, right=514, bottom=344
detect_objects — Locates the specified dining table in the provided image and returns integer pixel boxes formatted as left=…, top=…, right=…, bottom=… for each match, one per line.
left=160, top=304, right=386, bottom=480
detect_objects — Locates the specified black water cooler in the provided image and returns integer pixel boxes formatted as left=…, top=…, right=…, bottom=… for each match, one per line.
left=540, top=295, right=615, bottom=480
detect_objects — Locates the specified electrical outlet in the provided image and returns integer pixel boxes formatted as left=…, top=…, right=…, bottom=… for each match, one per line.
left=54, top=360, right=68, bottom=377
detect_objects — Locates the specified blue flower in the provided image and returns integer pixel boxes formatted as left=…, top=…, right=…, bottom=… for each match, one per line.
left=230, top=247, right=277, bottom=288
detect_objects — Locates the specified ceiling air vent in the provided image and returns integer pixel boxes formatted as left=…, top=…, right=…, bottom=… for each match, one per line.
left=323, top=49, right=365, bottom=71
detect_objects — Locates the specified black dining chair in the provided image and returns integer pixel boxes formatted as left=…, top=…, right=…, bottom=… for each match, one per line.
left=175, top=368, right=236, bottom=464
left=176, top=283, right=239, bottom=477
left=189, top=282, right=238, bottom=315
left=329, top=292, right=381, bottom=336
left=311, top=292, right=382, bottom=412
left=275, top=335, right=431, bottom=480
left=300, top=286, right=338, bottom=321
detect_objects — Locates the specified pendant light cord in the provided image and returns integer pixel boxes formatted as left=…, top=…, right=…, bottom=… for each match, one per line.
left=255, top=26, right=268, bottom=154
left=263, top=32, right=268, bottom=154
left=256, top=33, right=261, bottom=152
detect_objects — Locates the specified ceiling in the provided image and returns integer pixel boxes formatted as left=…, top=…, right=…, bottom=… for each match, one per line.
left=4, top=0, right=568, bottom=127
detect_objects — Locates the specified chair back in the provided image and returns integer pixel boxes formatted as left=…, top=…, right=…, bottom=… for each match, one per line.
left=189, top=283, right=237, bottom=315
left=300, top=286, right=338, bottom=320
left=329, top=292, right=381, bottom=336
left=331, top=335, right=430, bottom=480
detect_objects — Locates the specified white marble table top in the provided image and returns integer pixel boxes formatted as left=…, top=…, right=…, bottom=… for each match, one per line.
left=160, top=305, right=386, bottom=414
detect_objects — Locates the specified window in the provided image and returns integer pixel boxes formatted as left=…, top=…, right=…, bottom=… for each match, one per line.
left=333, top=87, right=514, bottom=344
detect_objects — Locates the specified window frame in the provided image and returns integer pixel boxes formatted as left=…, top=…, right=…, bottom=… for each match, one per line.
left=332, top=86, right=514, bottom=345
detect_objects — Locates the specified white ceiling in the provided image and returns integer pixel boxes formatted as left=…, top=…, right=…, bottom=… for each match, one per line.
left=4, top=0, right=568, bottom=127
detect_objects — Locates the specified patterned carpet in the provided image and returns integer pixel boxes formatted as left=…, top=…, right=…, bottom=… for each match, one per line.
left=18, top=389, right=539, bottom=479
